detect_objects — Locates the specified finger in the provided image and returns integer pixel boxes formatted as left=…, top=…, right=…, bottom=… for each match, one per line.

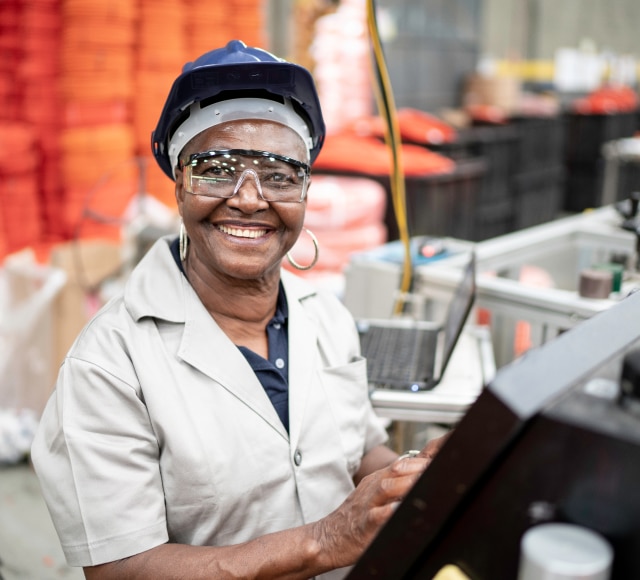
left=418, top=432, right=452, bottom=459
left=389, top=456, right=430, bottom=475
left=355, top=459, right=427, bottom=513
left=367, top=502, right=401, bottom=528
left=379, top=467, right=426, bottom=505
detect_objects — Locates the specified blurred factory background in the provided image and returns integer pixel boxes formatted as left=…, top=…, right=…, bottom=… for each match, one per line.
left=0, top=1, right=639, bottom=577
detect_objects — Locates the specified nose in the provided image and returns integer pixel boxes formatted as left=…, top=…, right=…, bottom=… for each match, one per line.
left=228, top=168, right=268, bottom=210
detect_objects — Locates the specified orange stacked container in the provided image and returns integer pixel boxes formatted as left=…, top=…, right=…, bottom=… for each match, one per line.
left=0, top=1, right=48, bottom=260
left=183, top=1, right=231, bottom=61
left=183, top=0, right=266, bottom=62
left=0, top=123, right=42, bottom=259
left=133, top=0, right=186, bottom=208
left=59, top=0, right=138, bottom=241
left=0, top=0, right=20, bottom=263
left=60, top=125, right=138, bottom=240
left=227, top=0, right=266, bottom=49
left=20, top=0, right=63, bottom=243
left=0, top=0, right=22, bottom=123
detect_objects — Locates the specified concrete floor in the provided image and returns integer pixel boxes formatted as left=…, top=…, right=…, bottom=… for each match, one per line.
left=0, top=460, right=83, bottom=580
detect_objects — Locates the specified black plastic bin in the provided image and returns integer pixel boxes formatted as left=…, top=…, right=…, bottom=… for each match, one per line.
left=564, top=110, right=638, bottom=164
left=428, top=125, right=519, bottom=206
left=473, top=197, right=514, bottom=242
left=563, top=160, right=606, bottom=212
left=513, top=166, right=565, bottom=229
left=617, top=159, right=640, bottom=200
left=314, top=158, right=486, bottom=242
left=395, top=157, right=487, bottom=241
left=511, top=115, right=566, bottom=173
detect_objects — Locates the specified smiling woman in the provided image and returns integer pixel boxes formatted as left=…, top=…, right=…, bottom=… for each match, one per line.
left=30, top=39, right=447, bottom=580
left=175, top=119, right=310, bottom=290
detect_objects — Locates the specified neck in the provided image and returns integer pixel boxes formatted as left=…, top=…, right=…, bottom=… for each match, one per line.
left=184, top=260, right=281, bottom=334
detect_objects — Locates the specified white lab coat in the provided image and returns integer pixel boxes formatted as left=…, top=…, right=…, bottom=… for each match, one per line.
left=32, top=236, right=388, bottom=580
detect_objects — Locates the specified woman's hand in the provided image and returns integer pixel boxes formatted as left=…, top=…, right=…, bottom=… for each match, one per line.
left=312, top=455, right=430, bottom=570
left=324, top=432, right=453, bottom=569
left=416, top=431, right=452, bottom=460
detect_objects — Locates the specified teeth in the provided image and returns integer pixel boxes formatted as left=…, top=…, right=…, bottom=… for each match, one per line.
left=218, top=225, right=267, bottom=239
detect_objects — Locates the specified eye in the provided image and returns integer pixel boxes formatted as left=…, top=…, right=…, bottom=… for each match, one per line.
left=270, top=171, right=293, bottom=183
left=203, top=166, right=228, bottom=176
left=260, top=164, right=303, bottom=188
left=196, top=162, right=234, bottom=180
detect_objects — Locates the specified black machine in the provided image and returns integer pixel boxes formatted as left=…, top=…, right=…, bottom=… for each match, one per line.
left=348, top=289, right=640, bottom=579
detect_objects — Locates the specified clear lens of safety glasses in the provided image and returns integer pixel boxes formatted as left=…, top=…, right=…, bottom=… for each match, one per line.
left=182, top=149, right=311, bottom=203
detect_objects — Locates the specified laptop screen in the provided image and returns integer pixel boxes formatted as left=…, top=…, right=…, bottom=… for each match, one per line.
left=357, top=251, right=476, bottom=392
left=439, top=252, right=476, bottom=378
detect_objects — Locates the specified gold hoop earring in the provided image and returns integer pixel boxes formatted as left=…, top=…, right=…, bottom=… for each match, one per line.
left=287, top=227, right=319, bottom=271
left=179, top=221, right=189, bottom=262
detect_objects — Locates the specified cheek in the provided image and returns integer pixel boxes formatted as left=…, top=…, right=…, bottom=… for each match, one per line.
left=282, top=206, right=306, bottom=234
left=182, top=196, right=223, bottom=221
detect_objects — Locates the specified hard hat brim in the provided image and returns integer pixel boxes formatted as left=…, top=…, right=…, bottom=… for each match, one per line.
left=152, top=61, right=325, bottom=180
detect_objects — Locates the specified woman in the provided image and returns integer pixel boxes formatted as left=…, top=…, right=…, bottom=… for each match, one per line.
left=32, top=40, right=444, bottom=580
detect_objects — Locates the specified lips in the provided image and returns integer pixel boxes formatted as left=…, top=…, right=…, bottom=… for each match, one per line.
left=217, top=224, right=268, bottom=239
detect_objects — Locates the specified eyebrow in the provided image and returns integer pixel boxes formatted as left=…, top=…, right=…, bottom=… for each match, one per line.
left=184, top=149, right=311, bottom=173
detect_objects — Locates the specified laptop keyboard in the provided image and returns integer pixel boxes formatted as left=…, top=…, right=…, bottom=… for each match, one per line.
left=359, top=324, right=437, bottom=391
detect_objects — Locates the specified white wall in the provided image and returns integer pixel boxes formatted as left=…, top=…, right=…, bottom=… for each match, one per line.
left=481, top=0, right=640, bottom=61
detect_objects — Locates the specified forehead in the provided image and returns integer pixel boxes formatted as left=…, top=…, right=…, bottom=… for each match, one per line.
left=184, top=120, right=307, bottom=161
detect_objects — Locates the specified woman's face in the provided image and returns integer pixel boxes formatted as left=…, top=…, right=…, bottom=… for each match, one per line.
left=175, top=120, right=308, bottom=283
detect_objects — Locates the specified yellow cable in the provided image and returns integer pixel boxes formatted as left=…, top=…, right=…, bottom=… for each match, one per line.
left=366, top=0, right=412, bottom=315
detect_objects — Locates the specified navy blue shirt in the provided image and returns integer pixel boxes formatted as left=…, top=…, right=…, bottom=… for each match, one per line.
left=170, top=238, right=290, bottom=431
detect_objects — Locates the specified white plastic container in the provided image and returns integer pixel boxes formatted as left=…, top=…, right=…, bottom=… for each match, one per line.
left=518, top=523, right=613, bottom=580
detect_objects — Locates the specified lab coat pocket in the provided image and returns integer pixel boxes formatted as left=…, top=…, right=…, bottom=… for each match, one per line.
left=319, top=356, right=369, bottom=475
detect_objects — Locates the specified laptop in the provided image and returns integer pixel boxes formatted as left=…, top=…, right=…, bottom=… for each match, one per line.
left=356, top=252, right=476, bottom=392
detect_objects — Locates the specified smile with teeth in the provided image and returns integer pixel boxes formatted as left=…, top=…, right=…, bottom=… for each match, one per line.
left=218, top=224, right=268, bottom=239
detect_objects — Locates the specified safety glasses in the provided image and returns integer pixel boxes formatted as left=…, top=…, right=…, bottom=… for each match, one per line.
left=181, top=149, right=311, bottom=203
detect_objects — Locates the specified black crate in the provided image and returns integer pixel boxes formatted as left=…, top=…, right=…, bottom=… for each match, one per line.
left=313, top=158, right=486, bottom=242
left=429, top=125, right=519, bottom=205
left=563, top=160, right=605, bottom=212
left=385, top=157, right=487, bottom=241
left=510, top=115, right=566, bottom=173
left=564, top=111, right=639, bottom=164
left=472, top=197, right=514, bottom=241
left=513, top=166, right=565, bottom=229
left=617, top=159, right=640, bottom=201
left=470, top=125, right=520, bottom=205
left=423, top=135, right=474, bottom=161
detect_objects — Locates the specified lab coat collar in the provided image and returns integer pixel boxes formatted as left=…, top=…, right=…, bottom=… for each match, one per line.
left=280, top=269, right=319, bottom=447
left=125, top=235, right=187, bottom=324
left=125, top=236, right=320, bottom=443
left=125, top=237, right=319, bottom=323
